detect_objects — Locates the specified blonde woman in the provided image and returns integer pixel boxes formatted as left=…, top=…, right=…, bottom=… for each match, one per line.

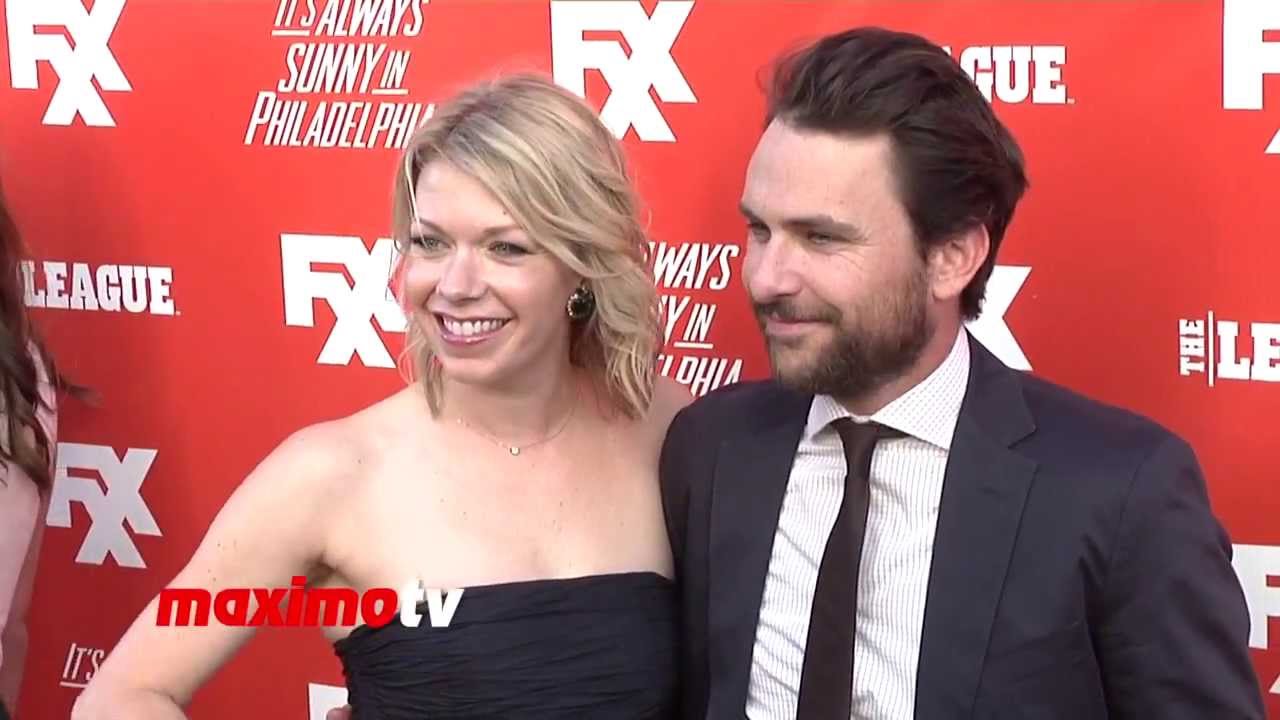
left=73, top=74, right=691, bottom=719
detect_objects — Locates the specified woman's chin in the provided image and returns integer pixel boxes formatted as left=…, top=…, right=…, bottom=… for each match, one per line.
left=432, top=354, right=512, bottom=387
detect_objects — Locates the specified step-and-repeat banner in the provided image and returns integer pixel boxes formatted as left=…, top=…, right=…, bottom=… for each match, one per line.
left=1, top=0, right=1276, bottom=717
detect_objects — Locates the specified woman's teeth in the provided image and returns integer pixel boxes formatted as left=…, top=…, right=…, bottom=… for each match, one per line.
left=443, top=318, right=506, bottom=337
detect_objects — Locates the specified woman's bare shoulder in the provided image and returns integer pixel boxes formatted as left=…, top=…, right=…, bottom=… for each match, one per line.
left=186, top=389, right=420, bottom=581
left=241, top=389, right=414, bottom=507
left=642, top=374, right=693, bottom=437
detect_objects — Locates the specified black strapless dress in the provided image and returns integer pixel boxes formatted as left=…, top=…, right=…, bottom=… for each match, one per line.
left=332, top=571, right=679, bottom=719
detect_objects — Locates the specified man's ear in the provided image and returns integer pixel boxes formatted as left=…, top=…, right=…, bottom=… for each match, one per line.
left=927, top=224, right=990, bottom=303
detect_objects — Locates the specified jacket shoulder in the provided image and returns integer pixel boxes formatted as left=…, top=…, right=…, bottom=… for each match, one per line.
left=673, top=379, right=808, bottom=432
left=1015, top=370, right=1188, bottom=466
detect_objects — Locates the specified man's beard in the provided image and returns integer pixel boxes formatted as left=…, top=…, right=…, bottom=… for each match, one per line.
left=754, top=265, right=933, bottom=401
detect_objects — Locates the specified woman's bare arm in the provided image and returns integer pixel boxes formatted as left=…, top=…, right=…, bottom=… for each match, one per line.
left=72, top=423, right=353, bottom=719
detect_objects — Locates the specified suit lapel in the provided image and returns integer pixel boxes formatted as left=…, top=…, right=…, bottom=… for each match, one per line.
left=914, top=337, right=1038, bottom=717
left=706, top=389, right=810, bottom=719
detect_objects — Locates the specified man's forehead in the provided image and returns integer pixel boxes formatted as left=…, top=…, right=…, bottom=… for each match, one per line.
left=743, top=127, right=896, bottom=219
left=761, top=119, right=890, bottom=153
left=741, top=170, right=868, bottom=223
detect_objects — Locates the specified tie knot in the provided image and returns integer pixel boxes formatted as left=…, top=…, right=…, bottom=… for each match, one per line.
left=831, top=417, right=904, bottom=440
left=830, top=418, right=903, bottom=469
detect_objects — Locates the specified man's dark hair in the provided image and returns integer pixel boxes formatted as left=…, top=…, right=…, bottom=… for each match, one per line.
left=765, top=27, right=1029, bottom=320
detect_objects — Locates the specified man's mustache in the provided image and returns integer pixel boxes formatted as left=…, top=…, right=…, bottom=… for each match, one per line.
left=753, top=300, right=840, bottom=325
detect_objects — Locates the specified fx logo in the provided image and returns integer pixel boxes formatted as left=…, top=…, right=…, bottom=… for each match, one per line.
left=550, top=0, right=696, bottom=142
left=965, top=265, right=1033, bottom=371
left=1231, top=544, right=1280, bottom=695
left=1223, top=0, right=1280, bottom=154
left=47, top=442, right=162, bottom=569
left=5, top=0, right=131, bottom=127
left=281, top=233, right=407, bottom=368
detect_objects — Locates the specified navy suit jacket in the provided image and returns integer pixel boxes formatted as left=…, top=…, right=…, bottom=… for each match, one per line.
left=660, top=335, right=1264, bottom=719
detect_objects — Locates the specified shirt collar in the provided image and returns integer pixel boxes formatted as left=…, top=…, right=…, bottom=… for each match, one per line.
left=804, top=327, right=971, bottom=450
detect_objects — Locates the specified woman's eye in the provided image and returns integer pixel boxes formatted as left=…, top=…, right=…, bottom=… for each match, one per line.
left=492, top=241, right=529, bottom=256
left=410, top=234, right=443, bottom=251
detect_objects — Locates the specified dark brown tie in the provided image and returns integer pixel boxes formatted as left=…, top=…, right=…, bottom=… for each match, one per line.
left=795, top=418, right=903, bottom=719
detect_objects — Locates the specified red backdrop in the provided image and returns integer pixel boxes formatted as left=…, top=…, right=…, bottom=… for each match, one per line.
left=1, top=0, right=1277, bottom=717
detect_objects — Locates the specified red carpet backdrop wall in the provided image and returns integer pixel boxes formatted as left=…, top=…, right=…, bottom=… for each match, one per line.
left=0, top=0, right=1277, bottom=717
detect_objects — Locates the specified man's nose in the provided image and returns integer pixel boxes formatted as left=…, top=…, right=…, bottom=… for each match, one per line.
left=744, top=236, right=802, bottom=303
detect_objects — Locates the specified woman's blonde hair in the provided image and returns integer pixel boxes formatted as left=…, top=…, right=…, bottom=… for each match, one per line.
left=392, top=72, right=660, bottom=419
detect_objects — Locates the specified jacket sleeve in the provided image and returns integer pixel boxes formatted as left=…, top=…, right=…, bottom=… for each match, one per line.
left=659, top=399, right=715, bottom=720
left=659, top=404, right=694, bottom=580
left=1096, top=434, right=1265, bottom=718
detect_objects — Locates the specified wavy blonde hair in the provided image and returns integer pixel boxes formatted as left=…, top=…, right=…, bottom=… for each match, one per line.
left=391, top=73, right=660, bottom=419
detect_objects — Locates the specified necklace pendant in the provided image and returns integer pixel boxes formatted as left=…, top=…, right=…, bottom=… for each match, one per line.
left=509, top=446, right=520, bottom=456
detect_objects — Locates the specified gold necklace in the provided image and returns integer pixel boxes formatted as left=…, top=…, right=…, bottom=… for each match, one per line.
left=453, top=390, right=578, bottom=456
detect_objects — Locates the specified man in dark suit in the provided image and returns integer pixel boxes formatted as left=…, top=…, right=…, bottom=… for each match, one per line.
left=660, top=27, right=1264, bottom=719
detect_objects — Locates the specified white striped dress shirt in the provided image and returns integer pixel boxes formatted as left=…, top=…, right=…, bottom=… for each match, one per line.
left=745, top=328, right=971, bottom=720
